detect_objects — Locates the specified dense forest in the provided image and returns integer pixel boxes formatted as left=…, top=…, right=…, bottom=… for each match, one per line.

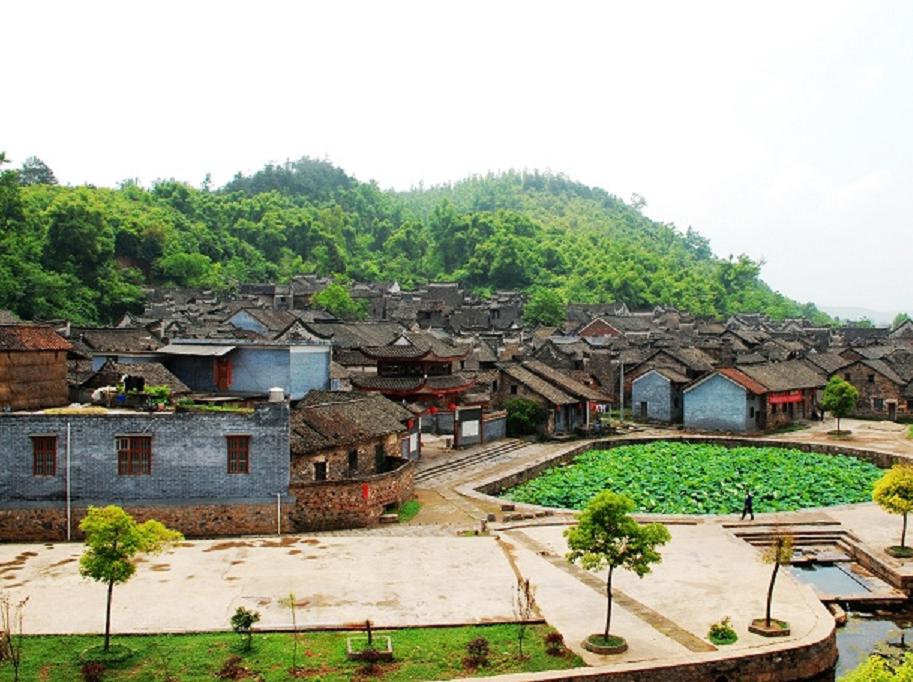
left=0, top=153, right=829, bottom=325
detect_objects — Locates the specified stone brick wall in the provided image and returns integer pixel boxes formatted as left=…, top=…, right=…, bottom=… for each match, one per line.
left=498, top=629, right=836, bottom=681
left=290, top=432, right=402, bottom=483
left=0, top=403, right=290, bottom=504
left=763, top=390, right=814, bottom=430
left=289, top=458, right=415, bottom=531
left=0, top=499, right=292, bottom=541
left=839, top=361, right=908, bottom=419
left=476, top=435, right=904, bottom=497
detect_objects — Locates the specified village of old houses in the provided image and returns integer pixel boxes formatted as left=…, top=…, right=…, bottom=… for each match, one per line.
left=3, top=275, right=913, bottom=680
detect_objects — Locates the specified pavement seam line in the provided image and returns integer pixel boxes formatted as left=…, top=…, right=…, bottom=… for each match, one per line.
left=504, top=529, right=717, bottom=653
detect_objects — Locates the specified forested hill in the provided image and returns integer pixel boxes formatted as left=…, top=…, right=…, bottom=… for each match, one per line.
left=0, top=155, right=828, bottom=325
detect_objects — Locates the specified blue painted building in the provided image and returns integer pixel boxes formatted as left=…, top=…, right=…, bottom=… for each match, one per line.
left=631, top=368, right=688, bottom=423
left=159, top=339, right=331, bottom=400
left=683, top=370, right=762, bottom=432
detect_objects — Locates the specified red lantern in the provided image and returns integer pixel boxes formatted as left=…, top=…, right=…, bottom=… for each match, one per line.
left=361, top=483, right=369, bottom=500
left=429, top=406, right=438, bottom=415
left=407, top=419, right=414, bottom=429
left=448, top=403, right=458, bottom=412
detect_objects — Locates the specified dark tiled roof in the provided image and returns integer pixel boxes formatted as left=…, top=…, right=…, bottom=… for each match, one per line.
left=361, top=345, right=430, bottom=360
left=0, top=325, right=72, bottom=351
left=80, top=361, right=191, bottom=394
left=498, top=363, right=577, bottom=405
left=736, top=360, right=826, bottom=392
left=291, top=391, right=412, bottom=455
left=521, top=360, right=611, bottom=401
left=803, top=352, right=850, bottom=374
left=227, top=308, right=299, bottom=332
left=73, top=328, right=162, bottom=353
left=350, top=375, right=424, bottom=392
left=0, top=310, right=22, bottom=324
left=305, top=322, right=404, bottom=349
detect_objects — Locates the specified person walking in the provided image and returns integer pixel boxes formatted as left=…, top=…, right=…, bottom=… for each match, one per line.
left=740, top=490, right=754, bottom=521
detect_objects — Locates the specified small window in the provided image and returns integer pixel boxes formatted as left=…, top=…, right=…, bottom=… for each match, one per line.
left=227, top=435, right=250, bottom=474
left=868, top=374, right=875, bottom=384
left=32, top=436, right=57, bottom=476
left=492, top=380, right=499, bottom=392
left=844, top=373, right=851, bottom=381
left=314, top=461, right=327, bottom=481
left=375, top=443, right=386, bottom=472
left=117, top=436, right=152, bottom=475
left=347, top=450, right=358, bottom=477
left=510, top=384, right=518, bottom=395
left=749, top=406, right=755, bottom=419
left=873, top=398, right=884, bottom=410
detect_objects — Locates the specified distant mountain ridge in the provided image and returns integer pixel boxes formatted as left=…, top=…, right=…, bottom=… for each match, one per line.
left=0, top=155, right=829, bottom=325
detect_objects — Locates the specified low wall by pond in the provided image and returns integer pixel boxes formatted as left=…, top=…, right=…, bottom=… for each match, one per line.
left=474, top=435, right=906, bottom=500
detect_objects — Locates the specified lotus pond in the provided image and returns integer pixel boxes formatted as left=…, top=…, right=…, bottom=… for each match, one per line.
left=501, top=441, right=883, bottom=514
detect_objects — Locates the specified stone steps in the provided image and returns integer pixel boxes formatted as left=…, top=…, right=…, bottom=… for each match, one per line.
left=414, top=439, right=530, bottom=484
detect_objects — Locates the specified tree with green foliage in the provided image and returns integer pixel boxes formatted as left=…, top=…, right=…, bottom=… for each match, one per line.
left=842, top=651, right=913, bottom=681
left=312, top=281, right=366, bottom=320
left=893, top=312, right=911, bottom=330
left=79, top=506, right=183, bottom=652
left=759, top=534, right=793, bottom=629
left=505, top=398, right=546, bottom=436
left=18, top=156, right=57, bottom=186
left=564, top=491, right=670, bottom=645
left=230, top=606, right=261, bottom=652
left=523, top=288, right=566, bottom=327
left=873, top=465, right=913, bottom=554
left=821, top=375, right=859, bottom=434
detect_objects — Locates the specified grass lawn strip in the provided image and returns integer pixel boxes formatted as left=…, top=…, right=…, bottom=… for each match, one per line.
left=502, top=441, right=883, bottom=514
left=0, top=624, right=582, bottom=681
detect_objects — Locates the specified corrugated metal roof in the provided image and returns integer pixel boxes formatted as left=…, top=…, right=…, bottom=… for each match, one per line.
left=159, top=343, right=235, bottom=357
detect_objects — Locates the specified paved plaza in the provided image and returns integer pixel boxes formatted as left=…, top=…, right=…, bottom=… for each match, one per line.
left=1, top=418, right=911, bottom=676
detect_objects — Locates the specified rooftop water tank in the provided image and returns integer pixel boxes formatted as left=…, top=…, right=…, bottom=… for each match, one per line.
left=268, top=387, right=285, bottom=402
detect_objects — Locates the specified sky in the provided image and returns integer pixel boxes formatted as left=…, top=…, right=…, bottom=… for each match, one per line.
left=2, top=1, right=911, bottom=317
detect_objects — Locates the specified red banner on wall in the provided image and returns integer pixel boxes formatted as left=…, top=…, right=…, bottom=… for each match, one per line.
left=768, top=390, right=803, bottom=404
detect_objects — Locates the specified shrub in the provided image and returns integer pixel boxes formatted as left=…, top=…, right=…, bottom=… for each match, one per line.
left=708, top=616, right=738, bottom=645
left=230, top=606, right=260, bottom=652
left=463, top=636, right=490, bottom=668
left=544, top=629, right=565, bottom=656
left=505, top=398, right=546, bottom=436
left=80, top=662, right=106, bottom=682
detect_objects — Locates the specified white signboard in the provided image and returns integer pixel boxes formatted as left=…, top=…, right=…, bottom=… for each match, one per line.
left=461, top=420, right=479, bottom=438
left=409, top=433, right=418, bottom=452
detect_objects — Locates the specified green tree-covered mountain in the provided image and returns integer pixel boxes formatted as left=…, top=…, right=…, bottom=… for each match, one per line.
left=0, top=155, right=828, bottom=325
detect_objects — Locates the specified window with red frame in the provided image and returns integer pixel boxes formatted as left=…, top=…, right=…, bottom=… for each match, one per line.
left=227, top=435, right=250, bottom=474
left=32, top=436, right=57, bottom=476
left=117, top=435, right=152, bottom=475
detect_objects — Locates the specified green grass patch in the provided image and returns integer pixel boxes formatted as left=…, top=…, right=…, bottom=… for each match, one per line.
left=907, top=424, right=913, bottom=440
left=502, top=441, right=883, bottom=514
left=0, top=624, right=582, bottom=681
left=397, top=499, right=421, bottom=523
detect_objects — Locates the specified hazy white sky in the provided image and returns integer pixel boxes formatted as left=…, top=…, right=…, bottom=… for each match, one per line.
left=3, top=1, right=911, bottom=314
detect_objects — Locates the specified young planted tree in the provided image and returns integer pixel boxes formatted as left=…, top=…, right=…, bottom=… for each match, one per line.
left=564, top=491, right=670, bottom=649
left=231, top=606, right=261, bottom=652
left=79, top=505, right=183, bottom=652
left=0, top=594, right=28, bottom=682
left=757, top=534, right=794, bottom=631
left=873, top=465, right=913, bottom=557
left=821, top=375, right=858, bottom=434
left=279, top=592, right=307, bottom=672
